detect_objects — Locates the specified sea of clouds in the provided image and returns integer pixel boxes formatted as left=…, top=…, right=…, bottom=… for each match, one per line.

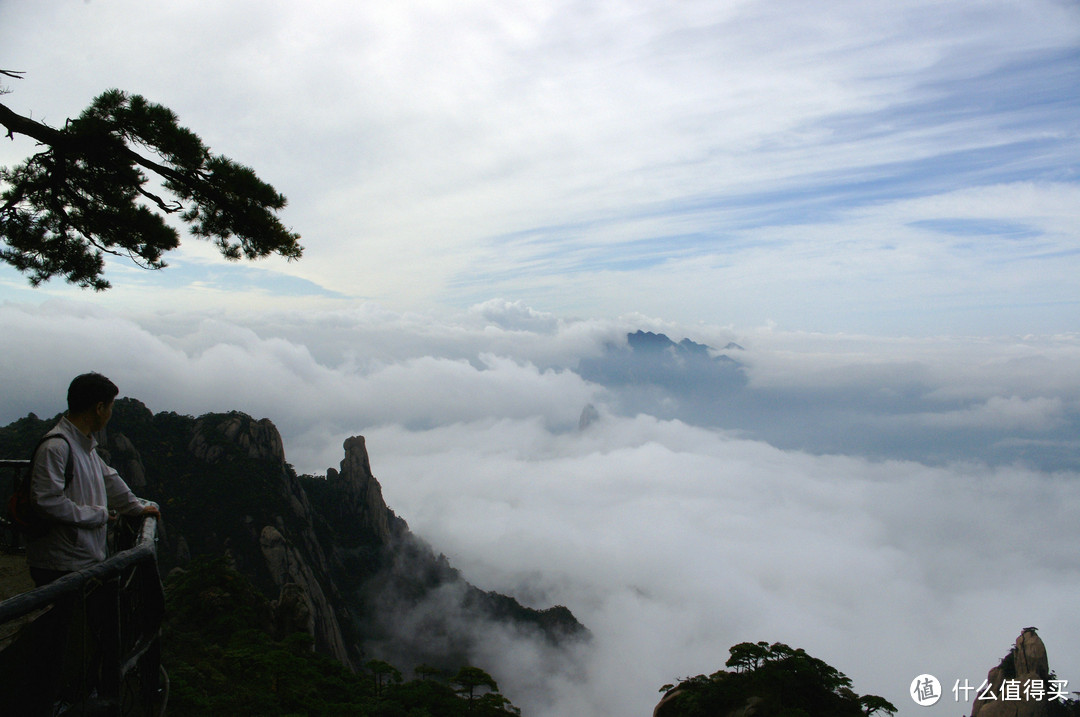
left=2, top=298, right=1079, bottom=716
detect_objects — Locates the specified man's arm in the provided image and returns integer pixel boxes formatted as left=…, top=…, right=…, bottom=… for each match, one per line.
left=100, top=456, right=159, bottom=518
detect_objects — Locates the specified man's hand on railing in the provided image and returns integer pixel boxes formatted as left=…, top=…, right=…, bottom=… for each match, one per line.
left=108, top=502, right=159, bottom=524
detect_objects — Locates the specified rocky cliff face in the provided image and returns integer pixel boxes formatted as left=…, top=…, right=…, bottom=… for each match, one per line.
left=259, top=524, right=350, bottom=664
left=82, top=399, right=587, bottom=673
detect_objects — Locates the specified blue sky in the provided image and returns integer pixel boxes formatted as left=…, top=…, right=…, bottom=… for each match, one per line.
left=3, top=3, right=1080, bottom=715
left=1, top=0, right=1079, bottom=335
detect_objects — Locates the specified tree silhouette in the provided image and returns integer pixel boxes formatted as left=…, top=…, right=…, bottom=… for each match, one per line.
left=0, top=79, right=302, bottom=289
left=475, top=691, right=522, bottom=715
left=452, top=665, right=499, bottom=703
left=860, top=694, right=899, bottom=716
left=726, top=640, right=771, bottom=673
left=364, top=659, right=402, bottom=698
left=414, top=663, right=442, bottom=681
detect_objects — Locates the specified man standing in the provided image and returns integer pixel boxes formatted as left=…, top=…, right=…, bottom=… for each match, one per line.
left=26, top=372, right=159, bottom=586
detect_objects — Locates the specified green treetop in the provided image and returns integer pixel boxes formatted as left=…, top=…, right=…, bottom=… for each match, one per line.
left=659, top=640, right=898, bottom=717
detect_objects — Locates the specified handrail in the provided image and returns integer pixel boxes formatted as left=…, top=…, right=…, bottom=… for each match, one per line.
left=0, top=515, right=167, bottom=716
left=0, top=516, right=157, bottom=621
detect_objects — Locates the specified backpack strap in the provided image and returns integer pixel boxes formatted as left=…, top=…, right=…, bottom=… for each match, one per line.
left=29, top=433, right=74, bottom=489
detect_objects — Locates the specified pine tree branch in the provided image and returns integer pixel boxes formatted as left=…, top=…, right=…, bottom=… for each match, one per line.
left=1, top=91, right=302, bottom=288
left=0, top=101, right=63, bottom=144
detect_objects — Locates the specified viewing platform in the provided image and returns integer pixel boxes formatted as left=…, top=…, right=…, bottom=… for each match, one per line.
left=0, top=458, right=167, bottom=716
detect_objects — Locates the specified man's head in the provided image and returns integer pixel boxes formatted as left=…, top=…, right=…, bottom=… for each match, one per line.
left=67, top=372, right=118, bottom=431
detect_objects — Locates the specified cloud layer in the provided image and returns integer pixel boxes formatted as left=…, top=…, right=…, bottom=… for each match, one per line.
left=1, top=300, right=1078, bottom=714
left=7, top=299, right=1078, bottom=468
left=368, top=417, right=1080, bottom=717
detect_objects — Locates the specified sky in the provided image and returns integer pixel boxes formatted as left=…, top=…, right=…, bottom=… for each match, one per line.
left=2, top=1, right=1080, bottom=715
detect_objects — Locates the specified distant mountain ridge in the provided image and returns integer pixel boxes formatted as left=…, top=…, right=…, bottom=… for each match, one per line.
left=626, top=330, right=711, bottom=355
left=577, top=331, right=748, bottom=425
left=626, top=330, right=733, bottom=359
left=0, top=400, right=587, bottom=673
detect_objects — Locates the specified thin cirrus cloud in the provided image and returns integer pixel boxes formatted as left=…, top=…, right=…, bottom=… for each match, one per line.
left=1, top=1, right=1079, bottom=333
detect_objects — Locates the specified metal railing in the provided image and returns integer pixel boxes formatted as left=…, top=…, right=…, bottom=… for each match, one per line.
left=0, top=513, right=167, bottom=716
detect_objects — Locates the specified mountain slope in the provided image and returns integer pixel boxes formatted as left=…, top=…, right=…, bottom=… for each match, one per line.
left=0, top=399, right=587, bottom=674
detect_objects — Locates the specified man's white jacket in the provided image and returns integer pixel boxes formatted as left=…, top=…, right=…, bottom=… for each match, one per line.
left=27, top=416, right=149, bottom=572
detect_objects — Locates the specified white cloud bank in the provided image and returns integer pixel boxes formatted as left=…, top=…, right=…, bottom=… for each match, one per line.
left=367, top=415, right=1080, bottom=717
left=2, top=300, right=1078, bottom=715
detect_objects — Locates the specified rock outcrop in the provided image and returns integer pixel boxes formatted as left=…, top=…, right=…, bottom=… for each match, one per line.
left=652, top=640, right=892, bottom=717
left=971, top=628, right=1055, bottom=717
left=188, top=412, right=285, bottom=464
left=578, top=403, right=600, bottom=430
left=108, top=433, right=146, bottom=488
left=322, top=436, right=395, bottom=546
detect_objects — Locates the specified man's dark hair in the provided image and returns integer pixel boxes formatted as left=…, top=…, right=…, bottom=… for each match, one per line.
left=67, top=373, right=119, bottom=414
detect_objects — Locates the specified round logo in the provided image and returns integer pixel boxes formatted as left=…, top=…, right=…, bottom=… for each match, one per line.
left=910, top=674, right=942, bottom=706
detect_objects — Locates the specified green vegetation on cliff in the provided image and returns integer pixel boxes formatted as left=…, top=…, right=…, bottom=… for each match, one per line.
left=656, top=641, right=897, bottom=717
left=163, top=556, right=521, bottom=716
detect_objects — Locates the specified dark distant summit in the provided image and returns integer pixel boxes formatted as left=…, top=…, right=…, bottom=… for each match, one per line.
left=578, top=403, right=601, bottom=430
left=580, top=330, right=746, bottom=398
left=654, top=640, right=897, bottom=717
left=626, top=330, right=710, bottom=355
left=625, top=330, right=721, bottom=359
left=576, top=329, right=748, bottom=428
left=630, top=329, right=741, bottom=365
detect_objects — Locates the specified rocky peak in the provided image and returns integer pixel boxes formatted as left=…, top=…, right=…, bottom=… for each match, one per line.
left=95, top=398, right=152, bottom=487
left=338, top=435, right=373, bottom=479
left=578, top=403, right=600, bottom=430
left=971, top=628, right=1053, bottom=717
left=108, top=433, right=147, bottom=488
left=188, top=412, right=285, bottom=464
left=323, top=436, right=394, bottom=546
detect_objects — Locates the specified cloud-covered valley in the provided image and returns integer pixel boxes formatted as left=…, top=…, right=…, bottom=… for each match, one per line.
left=2, top=299, right=1078, bottom=715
